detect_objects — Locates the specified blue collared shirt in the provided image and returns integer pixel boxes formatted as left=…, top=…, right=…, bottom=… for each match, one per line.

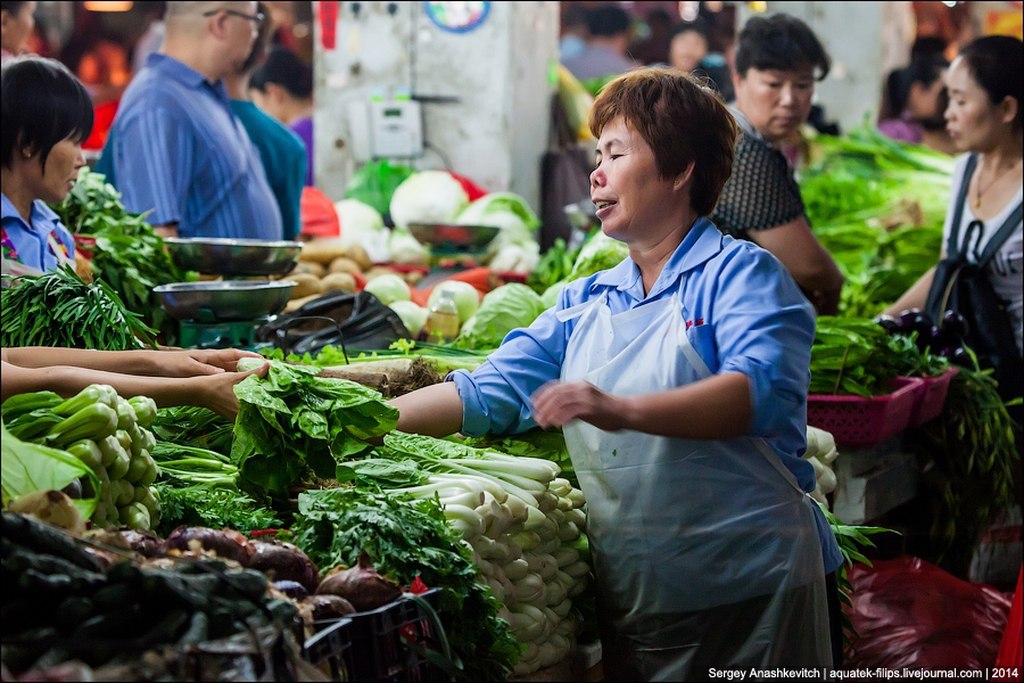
left=102, top=54, right=282, bottom=240
left=452, top=218, right=844, bottom=572
left=1, top=194, right=75, bottom=273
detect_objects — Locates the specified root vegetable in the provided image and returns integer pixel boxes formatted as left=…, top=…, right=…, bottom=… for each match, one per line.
left=315, top=550, right=401, bottom=611
left=248, top=539, right=321, bottom=592
left=161, top=526, right=255, bottom=564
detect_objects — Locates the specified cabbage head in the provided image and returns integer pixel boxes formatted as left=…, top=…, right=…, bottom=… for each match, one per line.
left=389, top=170, right=469, bottom=229
left=455, top=283, right=545, bottom=350
left=567, top=230, right=629, bottom=281
left=457, top=192, right=541, bottom=261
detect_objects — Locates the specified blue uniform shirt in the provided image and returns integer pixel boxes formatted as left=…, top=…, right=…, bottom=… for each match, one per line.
left=103, top=54, right=282, bottom=240
left=451, top=218, right=844, bottom=573
left=1, top=194, right=75, bottom=273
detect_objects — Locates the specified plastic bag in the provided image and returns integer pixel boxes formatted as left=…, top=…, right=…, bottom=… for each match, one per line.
left=300, top=187, right=341, bottom=238
left=844, top=556, right=1013, bottom=669
left=344, top=160, right=415, bottom=220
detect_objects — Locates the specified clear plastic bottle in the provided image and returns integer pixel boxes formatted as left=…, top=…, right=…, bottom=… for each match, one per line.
left=425, top=289, right=461, bottom=343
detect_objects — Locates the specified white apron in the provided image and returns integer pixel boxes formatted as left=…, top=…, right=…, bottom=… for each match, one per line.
left=557, top=284, right=831, bottom=681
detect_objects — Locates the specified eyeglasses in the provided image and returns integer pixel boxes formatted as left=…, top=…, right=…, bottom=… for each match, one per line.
left=203, top=8, right=266, bottom=26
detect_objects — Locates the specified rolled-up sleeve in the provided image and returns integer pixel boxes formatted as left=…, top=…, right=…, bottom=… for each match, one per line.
left=451, top=308, right=569, bottom=436
left=712, top=246, right=815, bottom=437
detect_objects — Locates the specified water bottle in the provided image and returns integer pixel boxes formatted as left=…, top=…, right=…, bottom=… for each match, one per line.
left=425, top=289, right=461, bottom=343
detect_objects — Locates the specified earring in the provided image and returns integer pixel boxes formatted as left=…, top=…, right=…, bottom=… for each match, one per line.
left=22, top=150, right=32, bottom=159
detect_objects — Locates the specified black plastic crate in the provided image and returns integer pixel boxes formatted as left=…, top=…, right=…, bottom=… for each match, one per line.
left=347, top=588, right=451, bottom=682
left=304, top=616, right=355, bottom=681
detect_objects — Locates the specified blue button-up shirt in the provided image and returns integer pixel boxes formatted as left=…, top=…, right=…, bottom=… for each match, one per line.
left=1, top=194, right=75, bottom=273
left=451, top=218, right=843, bottom=572
left=103, top=54, right=282, bottom=240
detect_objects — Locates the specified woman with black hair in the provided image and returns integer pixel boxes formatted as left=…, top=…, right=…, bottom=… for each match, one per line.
left=878, top=55, right=952, bottom=152
left=250, top=46, right=314, bottom=186
left=710, top=13, right=845, bottom=316
left=1, top=55, right=92, bottom=277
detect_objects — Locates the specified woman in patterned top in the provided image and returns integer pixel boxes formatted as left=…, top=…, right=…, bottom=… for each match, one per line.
left=1, top=55, right=92, bottom=277
left=711, top=14, right=845, bottom=315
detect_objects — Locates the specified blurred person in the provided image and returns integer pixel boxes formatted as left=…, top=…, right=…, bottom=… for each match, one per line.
left=132, top=1, right=167, bottom=74
left=1, top=56, right=91, bottom=277
left=249, top=45, right=314, bottom=186
left=0, top=1, right=35, bottom=63
left=711, top=13, right=845, bottom=316
left=561, top=4, right=638, bottom=82
left=391, top=67, right=841, bottom=680
left=559, top=4, right=589, bottom=62
left=667, top=18, right=710, bottom=75
left=884, top=35, right=1022, bottom=406
left=630, top=7, right=674, bottom=66
left=225, top=3, right=305, bottom=239
left=878, top=55, right=953, bottom=152
left=98, top=1, right=282, bottom=240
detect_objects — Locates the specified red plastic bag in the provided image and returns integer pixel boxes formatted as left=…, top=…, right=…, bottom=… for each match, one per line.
left=995, top=567, right=1023, bottom=680
left=448, top=171, right=487, bottom=202
left=300, top=187, right=340, bottom=238
left=844, top=556, right=1013, bottom=670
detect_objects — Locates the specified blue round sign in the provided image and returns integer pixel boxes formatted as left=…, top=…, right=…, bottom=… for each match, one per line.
left=423, top=1, right=491, bottom=34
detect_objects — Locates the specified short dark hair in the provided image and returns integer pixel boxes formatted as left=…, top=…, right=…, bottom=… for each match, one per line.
left=0, top=2, right=30, bottom=14
left=670, top=18, right=710, bottom=41
left=586, top=5, right=631, bottom=39
left=957, top=35, right=1023, bottom=132
left=734, top=13, right=830, bottom=81
left=588, top=66, right=737, bottom=216
left=882, top=56, right=948, bottom=119
left=1, top=56, right=93, bottom=172
left=250, top=46, right=313, bottom=99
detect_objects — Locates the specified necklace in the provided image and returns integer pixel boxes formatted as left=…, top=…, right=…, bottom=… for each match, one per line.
left=974, top=158, right=1022, bottom=210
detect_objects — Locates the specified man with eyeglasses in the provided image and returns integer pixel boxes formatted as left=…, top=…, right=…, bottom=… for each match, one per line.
left=97, top=2, right=282, bottom=241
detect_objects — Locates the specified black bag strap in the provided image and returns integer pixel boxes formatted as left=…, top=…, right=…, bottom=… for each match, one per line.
left=976, top=202, right=1023, bottom=268
left=946, top=153, right=978, bottom=259
left=947, top=153, right=1023, bottom=265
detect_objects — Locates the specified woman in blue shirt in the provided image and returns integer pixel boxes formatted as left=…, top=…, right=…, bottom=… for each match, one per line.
left=392, top=67, right=841, bottom=679
left=1, top=55, right=92, bottom=277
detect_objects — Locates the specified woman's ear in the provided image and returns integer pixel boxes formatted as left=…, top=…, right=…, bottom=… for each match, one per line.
left=997, top=94, right=1019, bottom=127
left=673, top=161, right=696, bottom=192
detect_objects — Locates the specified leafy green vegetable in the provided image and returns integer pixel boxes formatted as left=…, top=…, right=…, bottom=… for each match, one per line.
left=52, top=167, right=194, bottom=343
left=462, top=429, right=577, bottom=488
left=150, top=406, right=234, bottom=455
left=153, top=482, right=282, bottom=536
left=1, top=264, right=157, bottom=350
left=231, top=360, right=398, bottom=496
left=292, top=487, right=521, bottom=682
left=2, top=419, right=101, bottom=518
left=455, top=283, right=546, bottom=351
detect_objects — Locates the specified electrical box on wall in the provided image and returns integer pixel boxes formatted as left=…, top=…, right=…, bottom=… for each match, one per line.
left=348, top=96, right=424, bottom=161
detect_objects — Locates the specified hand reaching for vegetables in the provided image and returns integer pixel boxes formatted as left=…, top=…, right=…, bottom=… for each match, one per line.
left=193, top=360, right=270, bottom=420
left=531, top=380, right=629, bottom=431
left=177, top=348, right=265, bottom=376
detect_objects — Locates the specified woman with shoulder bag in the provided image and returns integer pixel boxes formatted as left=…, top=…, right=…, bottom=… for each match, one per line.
left=884, top=35, right=1022, bottom=412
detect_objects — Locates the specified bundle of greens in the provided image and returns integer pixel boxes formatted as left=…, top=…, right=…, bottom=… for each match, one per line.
left=52, top=168, right=193, bottom=342
left=150, top=405, right=234, bottom=455
left=153, top=483, right=282, bottom=536
left=231, top=359, right=398, bottom=496
left=292, top=487, right=521, bottom=682
left=1, top=264, right=156, bottom=350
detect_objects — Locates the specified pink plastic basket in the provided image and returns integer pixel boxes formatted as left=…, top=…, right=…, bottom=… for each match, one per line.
left=808, top=377, right=922, bottom=448
left=906, top=367, right=959, bottom=427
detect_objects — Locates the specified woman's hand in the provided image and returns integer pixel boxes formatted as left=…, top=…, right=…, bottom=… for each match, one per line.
left=157, top=348, right=265, bottom=377
left=531, top=380, right=631, bottom=431
left=192, top=360, right=270, bottom=420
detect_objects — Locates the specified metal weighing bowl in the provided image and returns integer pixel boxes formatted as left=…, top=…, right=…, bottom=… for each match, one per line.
left=408, top=223, right=500, bottom=253
left=163, top=237, right=303, bottom=276
left=154, top=280, right=296, bottom=322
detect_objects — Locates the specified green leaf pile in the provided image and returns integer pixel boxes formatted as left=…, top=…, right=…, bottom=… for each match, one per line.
left=293, top=487, right=521, bottom=682
left=231, top=360, right=398, bottom=495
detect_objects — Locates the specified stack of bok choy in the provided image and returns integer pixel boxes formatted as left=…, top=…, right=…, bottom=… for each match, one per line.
left=345, top=431, right=592, bottom=675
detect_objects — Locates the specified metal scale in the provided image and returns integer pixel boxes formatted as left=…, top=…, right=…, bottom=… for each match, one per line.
left=154, top=238, right=302, bottom=350
left=408, top=222, right=500, bottom=289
